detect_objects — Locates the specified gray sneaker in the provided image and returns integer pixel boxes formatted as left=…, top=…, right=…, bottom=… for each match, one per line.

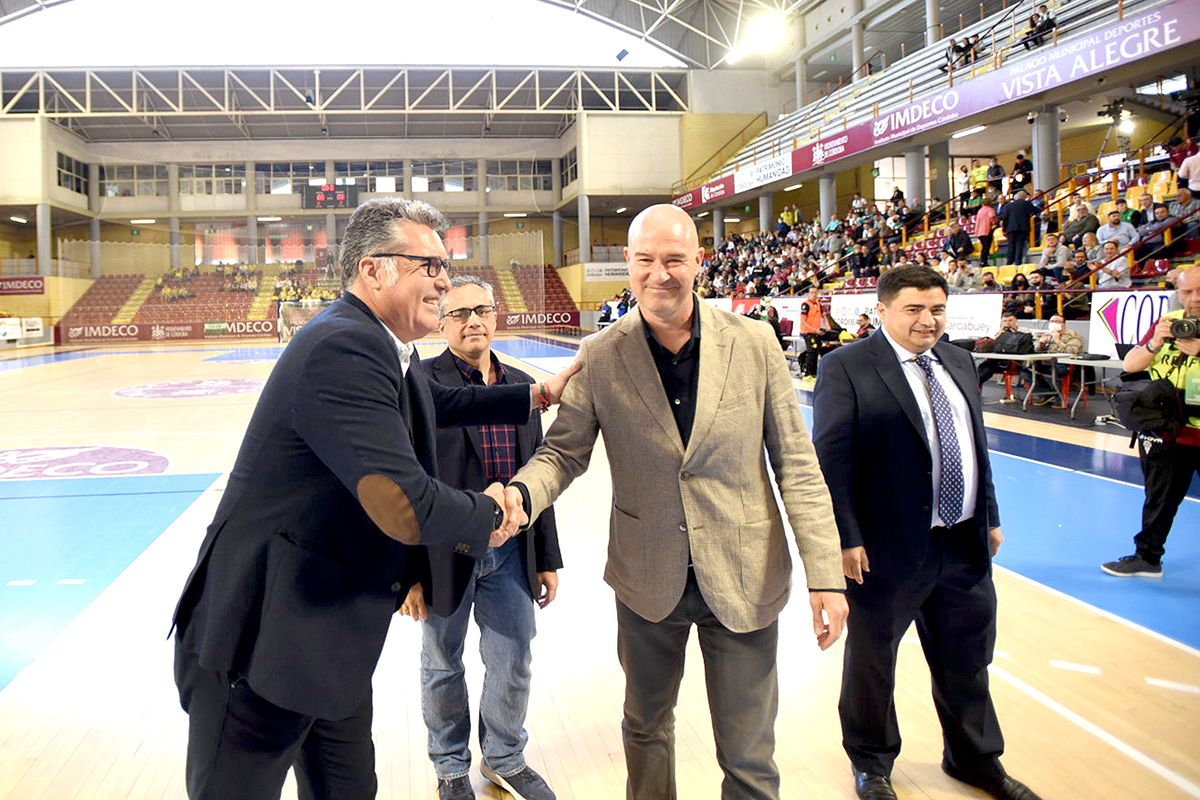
left=480, top=763, right=556, bottom=800
left=437, top=775, right=475, bottom=800
left=1101, top=554, right=1163, bottom=578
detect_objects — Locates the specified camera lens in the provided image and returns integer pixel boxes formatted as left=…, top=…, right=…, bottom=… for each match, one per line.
left=1169, top=317, right=1199, bottom=339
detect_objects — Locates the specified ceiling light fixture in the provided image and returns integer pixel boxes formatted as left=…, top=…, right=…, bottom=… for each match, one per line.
left=951, top=125, right=987, bottom=139
left=615, top=207, right=627, bottom=213
left=783, top=183, right=803, bottom=191
left=725, top=217, right=742, bottom=223
left=503, top=212, right=528, bottom=218
left=129, top=218, right=156, bottom=224
left=9, top=215, right=27, bottom=224
left=256, top=216, right=282, bottom=222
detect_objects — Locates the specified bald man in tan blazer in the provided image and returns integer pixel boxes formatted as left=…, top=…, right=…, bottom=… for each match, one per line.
left=508, top=205, right=847, bottom=800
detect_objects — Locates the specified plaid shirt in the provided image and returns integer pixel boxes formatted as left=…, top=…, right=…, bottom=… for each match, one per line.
left=453, top=353, right=520, bottom=484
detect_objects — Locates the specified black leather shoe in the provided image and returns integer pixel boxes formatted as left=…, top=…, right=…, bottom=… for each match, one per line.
left=941, top=763, right=1042, bottom=800
left=854, top=771, right=898, bottom=799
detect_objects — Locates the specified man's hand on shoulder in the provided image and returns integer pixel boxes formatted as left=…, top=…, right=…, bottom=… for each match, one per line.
left=810, top=591, right=849, bottom=651
left=536, top=357, right=583, bottom=408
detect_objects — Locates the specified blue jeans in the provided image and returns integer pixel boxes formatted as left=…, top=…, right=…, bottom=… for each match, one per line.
left=420, top=537, right=536, bottom=779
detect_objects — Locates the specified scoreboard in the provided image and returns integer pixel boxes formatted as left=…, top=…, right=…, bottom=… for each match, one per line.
left=302, top=183, right=358, bottom=209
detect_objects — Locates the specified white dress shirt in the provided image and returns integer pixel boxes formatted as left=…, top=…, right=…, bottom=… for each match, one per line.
left=880, top=326, right=979, bottom=528
left=379, top=322, right=413, bottom=376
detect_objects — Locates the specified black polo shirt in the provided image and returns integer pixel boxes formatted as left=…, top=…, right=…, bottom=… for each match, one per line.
left=642, top=300, right=702, bottom=448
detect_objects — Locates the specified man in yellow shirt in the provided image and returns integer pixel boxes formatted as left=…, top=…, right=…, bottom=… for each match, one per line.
left=1103, top=268, right=1200, bottom=578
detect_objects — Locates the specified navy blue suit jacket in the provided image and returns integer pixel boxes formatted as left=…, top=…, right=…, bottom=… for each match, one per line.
left=811, top=330, right=1001, bottom=574
left=172, top=292, right=532, bottom=720
left=417, top=349, right=563, bottom=617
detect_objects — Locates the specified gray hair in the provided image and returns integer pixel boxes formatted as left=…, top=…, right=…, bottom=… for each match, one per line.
left=438, top=275, right=495, bottom=318
left=339, top=198, right=449, bottom=289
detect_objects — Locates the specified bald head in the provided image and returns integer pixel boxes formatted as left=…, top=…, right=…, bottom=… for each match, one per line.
left=628, top=204, right=700, bottom=249
left=1178, top=267, right=1200, bottom=316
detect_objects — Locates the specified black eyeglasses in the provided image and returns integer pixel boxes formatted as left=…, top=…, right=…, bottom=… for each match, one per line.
left=442, top=304, right=497, bottom=323
left=369, top=252, right=452, bottom=277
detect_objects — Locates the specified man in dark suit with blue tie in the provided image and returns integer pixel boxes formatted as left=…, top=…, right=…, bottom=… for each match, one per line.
left=812, top=266, right=1040, bottom=800
left=171, top=198, right=576, bottom=800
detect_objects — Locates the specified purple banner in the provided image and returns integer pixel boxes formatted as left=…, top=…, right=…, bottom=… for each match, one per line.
left=673, top=0, right=1200, bottom=208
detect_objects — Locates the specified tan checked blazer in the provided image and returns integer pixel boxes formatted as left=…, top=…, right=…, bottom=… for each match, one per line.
left=513, top=300, right=844, bottom=633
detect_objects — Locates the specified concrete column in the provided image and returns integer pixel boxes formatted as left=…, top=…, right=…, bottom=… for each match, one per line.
left=36, top=203, right=52, bottom=276
left=1032, top=105, right=1061, bottom=194
left=168, top=163, right=180, bottom=213
left=325, top=159, right=335, bottom=185
left=759, top=193, right=775, bottom=233
left=712, top=208, right=725, bottom=243
left=905, top=148, right=927, bottom=207
left=90, top=217, right=101, bottom=278
left=246, top=215, right=260, bottom=265
left=245, top=160, right=256, bottom=210
left=325, top=213, right=338, bottom=264
left=925, top=0, right=939, bottom=46
left=403, top=160, right=414, bottom=198
left=577, top=194, right=591, bottom=263
left=477, top=158, right=488, bottom=204
left=169, top=217, right=181, bottom=269
left=87, top=163, right=100, bottom=214
left=795, top=58, right=808, bottom=111
left=553, top=210, right=564, bottom=268
left=928, top=141, right=951, bottom=206
left=478, top=211, right=490, bottom=266
left=552, top=157, right=562, bottom=201
left=851, top=23, right=865, bottom=82
left=819, top=175, right=837, bottom=225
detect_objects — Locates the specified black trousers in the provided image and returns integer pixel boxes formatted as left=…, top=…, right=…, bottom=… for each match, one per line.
left=1006, top=234, right=1029, bottom=266
left=978, top=234, right=994, bottom=267
left=840, top=521, right=1005, bottom=781
left=616, top=570, right=780, bottom=800
left=175, top=643, right=377, bottom=800
left=1134, top=437, right=1200, bottom=564
left=802, top=334, right=821, bottom=377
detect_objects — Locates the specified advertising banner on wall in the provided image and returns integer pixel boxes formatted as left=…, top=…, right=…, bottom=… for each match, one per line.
left=733, top=154, right=793, bottom=195
left=672, top=175, right=736, bottom=211
left=1088, top=290, right=1174, bottom=357
left=673, top=1, right=1200, bottom=209
left=59, top=319, right=279, bottom=343
left=0, top=276, right=45, bottom=295
left=584, top=263, right=630, bottom=281
left=829, top=292, right=1003, bottom=341
left=498, top=310, right=581, bottom=331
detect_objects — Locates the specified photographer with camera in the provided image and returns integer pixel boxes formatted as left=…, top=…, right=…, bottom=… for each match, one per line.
left=1103, top=268, right=1200, bottom=578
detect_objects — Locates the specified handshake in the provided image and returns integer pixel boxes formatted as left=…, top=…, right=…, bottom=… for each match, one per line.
left=483, top=482, right=531, bottom=547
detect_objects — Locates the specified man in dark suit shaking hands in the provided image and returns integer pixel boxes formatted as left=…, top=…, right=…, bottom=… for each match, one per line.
left=399, top=275, right=563, bottom=800
left=812, top=266, right=1040, bottom=800
left=171, top=198, right=577, bottom=800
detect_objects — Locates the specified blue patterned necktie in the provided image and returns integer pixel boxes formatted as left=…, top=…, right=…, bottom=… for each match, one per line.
left=913, top=353, right=964, bottom=526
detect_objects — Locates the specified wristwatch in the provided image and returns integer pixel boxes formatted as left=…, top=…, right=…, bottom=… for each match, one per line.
left=1145, top=340, right=1162, bottom=354
left=490, top=497, right=505, bottom=530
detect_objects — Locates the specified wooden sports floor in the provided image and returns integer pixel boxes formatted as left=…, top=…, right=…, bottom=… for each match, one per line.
left=0, top=336, right=1197, bottom=799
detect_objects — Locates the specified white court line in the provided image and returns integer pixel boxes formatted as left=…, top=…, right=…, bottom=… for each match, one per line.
left=998, top=567, right=1200, bottom=660
left=56, top=578, right=87, bottom=586
left=5, top=579, right=36, bottom=587
left=990, top=449, right=1200, bottom=504
left=1049, top=659, right=1103, bottom=675
left=992, top=665, right=1200, bottom=798
left=1146, top=677, right=1200, bottom=694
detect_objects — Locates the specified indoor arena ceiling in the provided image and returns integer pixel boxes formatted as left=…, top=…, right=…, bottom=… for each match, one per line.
left=0, top=0, right=805, bottom=71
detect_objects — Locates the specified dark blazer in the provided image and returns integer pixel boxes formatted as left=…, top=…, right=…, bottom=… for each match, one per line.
left=811, top=330, right=1001, bottom=574
left=998, top=198, right=1035, bottom=234
left=417, top=349, right=564, bottom=617
left=171, top=293, right=532, bottom=721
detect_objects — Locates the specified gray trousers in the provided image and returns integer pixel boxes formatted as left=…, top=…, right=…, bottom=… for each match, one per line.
left=616, top=569, right=780, bottom=800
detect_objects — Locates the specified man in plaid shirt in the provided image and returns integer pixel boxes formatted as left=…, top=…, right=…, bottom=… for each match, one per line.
left=401, top=275, right=563, bottom=800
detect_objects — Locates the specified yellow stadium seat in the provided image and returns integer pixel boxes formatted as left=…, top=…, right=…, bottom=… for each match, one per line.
left=997, top=265, right=1018, bottom=283
left=1126, top=185, right=1145, bottom=206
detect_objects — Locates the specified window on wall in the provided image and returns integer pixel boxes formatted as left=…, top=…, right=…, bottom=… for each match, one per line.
left=872, top=156, right=926, bottom=206
left=334, top=161, right=404, bottom=193
left=254, top=162, right=325, bottom=195
left=560, top=148, right=578, bottom=188
left=56, top=152, right=89, bottom=195
left=180, top=164, right=245, bottom=195
left=410, top=160, right=477, bottom=192
left=486, top=160, right=553, bottom=192
left=100, top=165, right=168, bottom=198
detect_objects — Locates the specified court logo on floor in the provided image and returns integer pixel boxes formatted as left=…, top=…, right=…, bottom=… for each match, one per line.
left=0, top=446, right=169, bottom=479
left=115, top=379, right=265, bottom=398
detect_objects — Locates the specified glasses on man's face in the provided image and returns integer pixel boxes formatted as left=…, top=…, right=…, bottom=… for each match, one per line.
left=369, top=252, right=453, bottom=278
left=443, top=304, right=496, bottom=323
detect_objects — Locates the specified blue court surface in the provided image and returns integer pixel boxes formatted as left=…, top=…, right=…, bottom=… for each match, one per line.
left=0, top=473, right=219, bottom=691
